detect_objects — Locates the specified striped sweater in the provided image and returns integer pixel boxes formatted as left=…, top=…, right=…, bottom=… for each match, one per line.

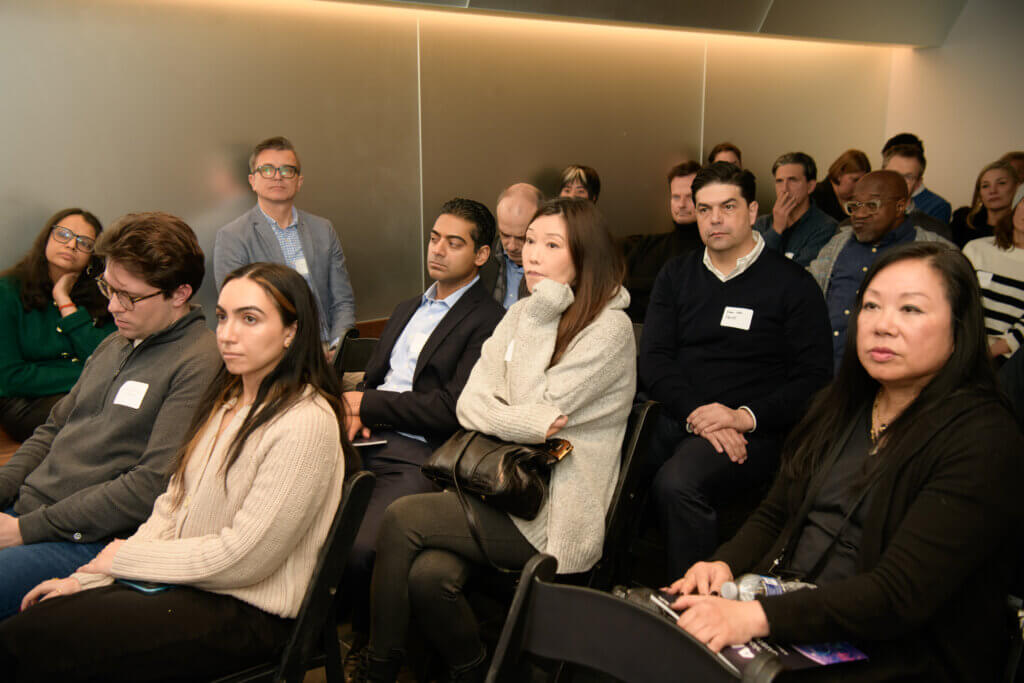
left=73, top=390, right=345, bottom=618
left=963, top=237, right=1024, bottom=356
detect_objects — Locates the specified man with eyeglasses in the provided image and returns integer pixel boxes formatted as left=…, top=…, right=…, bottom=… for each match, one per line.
left=0, top=212, right=220, bottom=619
left=479, top=183, right=542, bottom=309
left=214, top=136, right=355, bottom=353
left=809, top=170, right=953, bottom=368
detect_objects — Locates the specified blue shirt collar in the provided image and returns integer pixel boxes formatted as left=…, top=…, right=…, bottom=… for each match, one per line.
left=258, top=205, right=298, bottom=231
left=504, top=253, right=524, bottom=274
left=423, top=274, right=479, bottom=308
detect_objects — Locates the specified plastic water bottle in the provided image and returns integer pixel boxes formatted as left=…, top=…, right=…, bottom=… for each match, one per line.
left=720, top=574, right=816, bottom=601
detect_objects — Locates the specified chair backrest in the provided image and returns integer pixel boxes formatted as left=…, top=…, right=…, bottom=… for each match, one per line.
left=275, top=470, right=375, bottom=682
left=486, top=553, right=738, bottom=683
left=337, top=333, right=379, bottom=375
left=586, top=400, right=660, bottom=590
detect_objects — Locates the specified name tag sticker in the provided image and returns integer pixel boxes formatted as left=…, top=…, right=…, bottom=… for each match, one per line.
left=785, top=252, right=795, bottom=260
left=504, top=339, right=515, bottom=362
left=721, top=306, right=754, bottom=331
left=293, top=258, right=310, bottom=276
left=978, top=271, right=994, bottom=288
left=113, top=380, right=149, bottom=409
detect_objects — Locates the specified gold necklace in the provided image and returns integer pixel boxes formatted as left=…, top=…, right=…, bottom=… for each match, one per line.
left=870, top=392, right=889, bottom=449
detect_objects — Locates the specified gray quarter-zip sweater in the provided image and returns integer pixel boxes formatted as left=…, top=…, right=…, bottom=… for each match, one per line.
left=0, top=307, right=220, bottom=544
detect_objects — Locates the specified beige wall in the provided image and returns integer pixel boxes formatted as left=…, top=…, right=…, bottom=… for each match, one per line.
left=2, top=0, right=902, bottom=320
left=886, top=0, right=1024, bottom=210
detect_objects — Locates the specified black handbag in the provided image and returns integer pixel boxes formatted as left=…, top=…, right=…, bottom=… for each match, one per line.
left=421, top=429, right=572, bottom=521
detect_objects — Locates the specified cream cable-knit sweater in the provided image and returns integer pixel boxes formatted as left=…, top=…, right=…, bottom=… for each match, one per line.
left=73, top=390, right=345, bottom=619
left=456, top=279, right=636, bottom=574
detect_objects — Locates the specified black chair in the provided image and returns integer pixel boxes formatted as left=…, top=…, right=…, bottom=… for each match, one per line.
left=336, top=329, right=379, bottom=375
left=211, top=470, right=376, bottom=683
left=486, top=553, right=739, bottom=683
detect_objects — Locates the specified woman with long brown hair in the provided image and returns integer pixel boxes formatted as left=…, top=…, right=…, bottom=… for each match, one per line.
left=354, top=198, right=636, bottom=683
left=0, top=208, right=114, bottom=440
left=951, top=160, right=1020, bottom=247
left=0, top=262, right=358, bottom=682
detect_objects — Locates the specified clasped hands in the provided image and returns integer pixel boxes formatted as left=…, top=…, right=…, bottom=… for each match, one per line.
left=686, top=403, right=754, bottom=463
left=662, top=561, right=770, bottom=652
left=18, top=538, right=124, bottom=612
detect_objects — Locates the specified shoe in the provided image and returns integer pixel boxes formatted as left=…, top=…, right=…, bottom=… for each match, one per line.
left=344, top=632, right=369, bottom=682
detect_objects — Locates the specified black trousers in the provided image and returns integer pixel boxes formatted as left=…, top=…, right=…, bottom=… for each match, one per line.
left=0, top=394, right=63, bottom=442
left=368, top=491, right=535, bottom=669
left=344, top=432, right=439, bottom=633
left=650, top=413, right=780, bottom=579
left=0, top=584, right=292, bottom=683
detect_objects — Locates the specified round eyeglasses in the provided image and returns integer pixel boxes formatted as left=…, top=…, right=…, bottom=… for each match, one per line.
left=95, top=276, right=163, bottom=311
left=51, top=226, right=96, bottom=253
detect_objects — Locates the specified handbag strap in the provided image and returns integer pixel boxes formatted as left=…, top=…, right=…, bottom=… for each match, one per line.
left=449, top=434, right=519, bottom=575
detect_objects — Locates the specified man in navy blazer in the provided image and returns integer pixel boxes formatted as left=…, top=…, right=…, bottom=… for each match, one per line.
left=213, top=136, right=356, bottom=346
left=341, top=198, right=505, bottom=650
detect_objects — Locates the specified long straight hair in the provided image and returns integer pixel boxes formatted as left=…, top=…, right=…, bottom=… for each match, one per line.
left=532, top=198, right=625, bottom=366
left=782, top=242, right=1000, bottom=479
left=170, top=262, right=358, bottom=507
left=967, top=161, right=1019, bottom=231
left=2, top=208, right=109, bottom=319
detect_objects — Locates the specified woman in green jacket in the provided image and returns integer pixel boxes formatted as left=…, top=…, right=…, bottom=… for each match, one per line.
left=0, top=209, right=114, bottom=441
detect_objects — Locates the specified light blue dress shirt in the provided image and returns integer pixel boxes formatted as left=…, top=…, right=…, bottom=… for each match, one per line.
left=377, top=275, right=479, bottom=441
left=503, top=255, right=525, bottom=309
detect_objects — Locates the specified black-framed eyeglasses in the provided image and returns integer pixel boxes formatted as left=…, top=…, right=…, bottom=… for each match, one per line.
left=95, top=276, right=163, bottom=311
left=253, top=164, right=299, bottom=179
left=51, top=226, right=96, bottom=253
left=843, top=197, right=902, bottom=216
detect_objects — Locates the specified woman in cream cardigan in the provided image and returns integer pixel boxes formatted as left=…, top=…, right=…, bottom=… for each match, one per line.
left=355, top=198, right=636, bottom=683
left=0, top=263, right=358, bottom=682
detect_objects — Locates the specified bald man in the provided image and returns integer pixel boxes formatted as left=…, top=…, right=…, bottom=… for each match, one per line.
left=809, top=170, right=953, bottom=367
left=482, top=182, right=543, bottom=308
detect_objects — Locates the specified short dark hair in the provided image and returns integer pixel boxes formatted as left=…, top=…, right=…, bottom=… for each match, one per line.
left=95, top=212, right=205, bottom=299
left=772, top=152, right=817, bottom=182
left=559, top=165, right=601, bottom=201
left=667, top=161, right=702, bottom=185
left=708, top=142, right=742, bottom=166
left=827, top=149, right=871, bottom=183
left=882, top=133, right=923, bottom=156
left=691, top=162, right=756, bottom=205
left=249, top=136, right=301, bottom=173
left=439, top=198, right=496, bottom=251
left=883, top=143, right=927, bottom=172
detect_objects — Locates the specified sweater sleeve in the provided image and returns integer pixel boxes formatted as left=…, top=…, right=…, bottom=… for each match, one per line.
left=638, top=260, right=709, bottom=419
left=760, top=411, right=1023, bottom=643
left=743, top=271, right=833, bottom=432
left=107, top=403, right=340, bottom=589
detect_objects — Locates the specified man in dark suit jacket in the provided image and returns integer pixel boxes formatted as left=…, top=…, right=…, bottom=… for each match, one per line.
left=341, top=198, right=505, bottom=647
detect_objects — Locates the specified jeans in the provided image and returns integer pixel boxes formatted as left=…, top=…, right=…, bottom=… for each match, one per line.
left=0, top=507, right=106, bottom=619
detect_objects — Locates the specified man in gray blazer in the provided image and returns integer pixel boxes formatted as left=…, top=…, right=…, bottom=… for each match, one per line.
left=214, top=136, right=356, bottom=346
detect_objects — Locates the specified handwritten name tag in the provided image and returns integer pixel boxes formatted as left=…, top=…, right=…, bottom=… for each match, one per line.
left=977, top=271, right=994, bottom=288
left=113, top=380, right=149, bottom=409
left=293, top=258, right=310, bottom=276
left=505, top=339, right=516, bottom=362
left=720, top=306, right=754, bottom=331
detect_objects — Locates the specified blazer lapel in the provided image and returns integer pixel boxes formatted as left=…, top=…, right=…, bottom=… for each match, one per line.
left=251, top=207, right=287, bottom=263
left=365, top=296, right=421, bottom=385
left=411, top=281, right=483, bottom=384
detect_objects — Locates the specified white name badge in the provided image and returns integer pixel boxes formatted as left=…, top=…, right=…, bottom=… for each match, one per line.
left=785, top=252, right=795, bottom=260
left=721, top=306, right=754, bottom=331
left=293, top=258, right=310, bottom=276
left=977, top=271, right=994, bottom=288
left=504, top=339, right=516, bottom=362
left=113, top=380, right=149, bottom=409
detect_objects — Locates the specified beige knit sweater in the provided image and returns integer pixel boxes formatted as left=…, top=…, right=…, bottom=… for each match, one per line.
left=73, top=389, right=345, bottom=618
left=456, top=279, right=636, bottom=574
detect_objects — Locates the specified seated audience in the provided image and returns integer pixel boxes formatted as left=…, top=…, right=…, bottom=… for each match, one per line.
left=0, top=263, right=356, bottom=682
left=0, top=212, right=220, bottom=619
left=480, top=183, right=542, bottom=308
left=666, top=242, right=1021, bottom=683
left=0, top=209, right=115, bottom=441
left=810, top=171, right=952, bottom=368
left=559, top=164, right=601, bottom=202
left=341, top=198, right=505, bottom=661
left=708, top=142, right=742, bottom=167
left=963, top=186, right=1024, bottom=359
left=215, top=136, right=356, bottom=348
left=811, top=149, right=871, bottom=222
left=951, top=160, right=1020, bottom=248
left=622, top=160, right=703, bottom=321
left=755, top=152, right=837, bottom=266
left=639, top=162, right=832, bottom=579
left=1001, top=150, right=1024, bottom=182
left=354, top=198, right=636, bottom=682
left=882, top=143, right=951, bottom=224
